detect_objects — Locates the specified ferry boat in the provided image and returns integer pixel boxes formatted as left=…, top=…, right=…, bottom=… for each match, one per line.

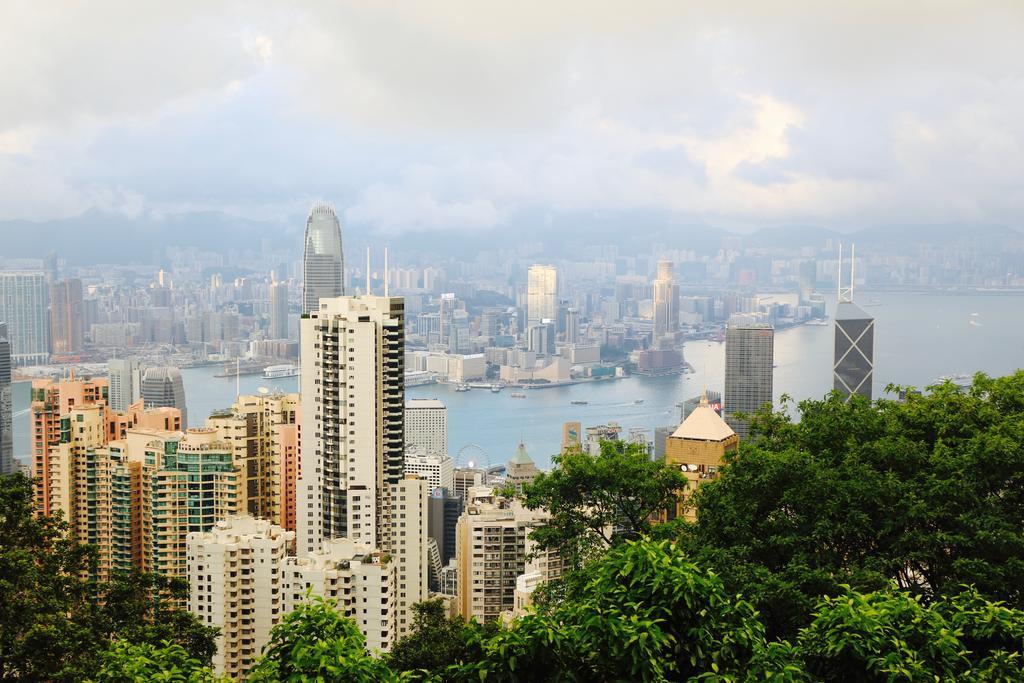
left=455, top=383, right=470, bottom=392
left=634, top=399, right=644, bottom=404
left=570, top=400, right=588, bottom=405
left=510, top=392, right=526, bottom=398
left=490, top=384, right=502, bottom=393
left=263, top=364, right=299, bottom=379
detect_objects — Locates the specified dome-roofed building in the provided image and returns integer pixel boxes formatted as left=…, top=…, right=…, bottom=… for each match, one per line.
left=506, top=442, right=540, bottom=493
left=663, top=388, right=739, bottom=520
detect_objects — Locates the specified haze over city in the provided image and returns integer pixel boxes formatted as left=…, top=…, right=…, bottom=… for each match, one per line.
left=2, top=3, right=1024, bottom=681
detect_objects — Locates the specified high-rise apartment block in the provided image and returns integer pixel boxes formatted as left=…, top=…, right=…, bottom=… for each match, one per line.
left=108, top=358, right=142, bottom=412
left=527, top=265, right=558, bottom=326
left=0, top=322, right=12, bottom=474
left=0, top=272, right=50, bottom=365
left=50, top=278, right=85, bottom=355
left=302, top=202, right=345, bottom=313
left=455, top=487, right=560, bottom=623
left=207, top=392, right=300, bottom=529
left=269, top=279, right=290, bottom=339
left=188, top=517, right=294, bottom=678
left=141, top=366, right=188, bottom=427
left=404, top=398, right=448, bottom=456
left=724, top=324, right=774, bottom=440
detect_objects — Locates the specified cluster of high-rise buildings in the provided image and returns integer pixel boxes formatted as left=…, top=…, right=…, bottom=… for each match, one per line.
left=0, top=200, right=888, bottom=680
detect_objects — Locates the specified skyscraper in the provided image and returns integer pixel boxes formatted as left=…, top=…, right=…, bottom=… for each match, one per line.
left=108, top=358, right=141, bottom=412
left=0, top=272, right=50, bottom=365
left=0, top=322, right=12, bottom=474
left=527, top=265, right=558, bottom=326
left=724, top=324, right=774, bottom=440
left=50, top=278, right=84, bottom=355
left=834, top=245, right=874, bottom=401
left=652, top=260, right=679, bottom=344
left=141, top=366, right=188, bottom=427
left=269, top=279, right=290, bottom=339
left=302, top=202, right=344, bottom=313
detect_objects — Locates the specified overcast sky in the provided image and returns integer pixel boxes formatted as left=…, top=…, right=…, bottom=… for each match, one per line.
left=1, top=1, right=1022, bottom=236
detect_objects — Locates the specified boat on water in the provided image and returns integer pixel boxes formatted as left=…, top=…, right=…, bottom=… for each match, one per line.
left=634, top=399, right=644, bottom=404
left=490, top=384, right=502, bottom=393
left=570, top=400, right=588, bottom=405
left=510, top=392, right=526, bottom=398
left=805, top=319, right=829, bottom=326
left=455, top=383, right=470, bottom=392
left=263, top=364, right=300, bottom=379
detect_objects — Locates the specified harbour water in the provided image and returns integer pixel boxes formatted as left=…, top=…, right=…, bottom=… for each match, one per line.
left=11, top=291, right=1024, bottom=470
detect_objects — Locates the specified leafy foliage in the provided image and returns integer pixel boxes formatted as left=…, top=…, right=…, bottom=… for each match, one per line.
left=0, top=472, right=217, bottom=681
left=386, top=599, right=494, bottom=679
left=522, top=439, right=689, bottom=569
left=247, top=595, right=402, bottom=682
left=683, top=372, right=1024, bottom=638
left=90, top=640, right=225, bottom=683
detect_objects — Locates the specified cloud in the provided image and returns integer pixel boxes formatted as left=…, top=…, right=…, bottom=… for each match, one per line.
left=1, top=1, right=1024, bottom=235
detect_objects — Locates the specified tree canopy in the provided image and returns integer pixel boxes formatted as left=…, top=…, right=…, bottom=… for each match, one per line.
left=683, top=371, right=1024, bottom=638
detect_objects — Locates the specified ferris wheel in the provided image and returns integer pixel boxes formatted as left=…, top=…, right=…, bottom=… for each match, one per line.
left=455, top=443, right=489, bottom=470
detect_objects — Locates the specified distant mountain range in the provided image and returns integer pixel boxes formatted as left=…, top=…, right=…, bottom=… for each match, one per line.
left=1, top=208, right=1019, bottom=265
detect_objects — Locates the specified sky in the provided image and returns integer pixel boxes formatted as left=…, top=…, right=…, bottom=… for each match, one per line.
left=1, top=1, right=1023, bottom=237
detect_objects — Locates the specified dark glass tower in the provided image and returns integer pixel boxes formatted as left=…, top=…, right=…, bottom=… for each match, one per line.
left=0, top=322, right=12, bottom=473
left=834, top=301, right=874, bottom=400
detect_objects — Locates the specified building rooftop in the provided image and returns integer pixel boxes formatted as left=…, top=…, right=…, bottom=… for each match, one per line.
left=508, top=442, right=534, bottom=466
left=671, top=391, right=735, bottom=442
left=835, top=300, right=873, bottom=321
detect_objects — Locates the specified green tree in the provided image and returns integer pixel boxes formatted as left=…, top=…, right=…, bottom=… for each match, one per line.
left=456, top=538, right=773, bottom=682
left=522, top=440, right=689, bottom=569
left=684, top=372, right=1024, bottom=638
left=90, top=640, right=225, bottom=683
left=248, top=595, right=402, bottom=682
left=0, top=472, right=217, bottom=681
left=386, top=599, right=492, bottom=679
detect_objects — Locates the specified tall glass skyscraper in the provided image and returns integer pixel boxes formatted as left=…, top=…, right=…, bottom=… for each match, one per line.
left=724, top=324, right=774, bottom=440
left=0, top=272, right=50, bottom=365
left=527, top=264, right=557, bottom=326
left=141, top=366, right=188, bottom=427
left=302, top=202, right=345, bottom=313
left=0, top=322, right=13, bottom=473
left=834, top=303, right=874, bottom=400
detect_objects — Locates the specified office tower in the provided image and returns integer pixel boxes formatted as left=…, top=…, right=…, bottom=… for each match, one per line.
left=207, top=392, right=300, bottom=527
left=834, top=245, right=874, bottom=401
left=680, top=390, right=723, bottom=422
left=564, top=307, right=581, bottom=344
left=724, top=324, right=774, bottom=440
left=505, top=443, right=540, bottom=493
left=302, top=202, right=345, bottom=313
left=298, top=295, right=405, bottom=555
left=664, top=390, right=738, bottom=520
left=0, top=272, right=50, bottom=365
left=108, top=358, right=142, bottom=412
left=0, top=322, right=11, bottom=474
left=652, top=260, right=679, bottom=345
left=31, top=376, right=108, bottom=515
left=188, top=517, right=294, bottom=678
left=561, top=421, right=582, bottom=453
left=50, top=278, right=85, bottom=355
left=427, top=487, right=462, bottom=576
left=44, top=251, right=59, bottom=283
left=455, top=488, right=558, bottom=623
left=438, top=293, right=456, bottom=350
left=269, top=279, right=289, bottom=339
left=450, top=309, right=471, bottom=353
left=405, top=398, right=448, bottom=456
left=527, top=265, right=558, bottom=326
left=527, top=320, right=555, bottom=356
left=141, top=366, right=188, bottom=427
left=404, top=450, right=454, bottom=493
left=452, top=467, right=487, bottom=502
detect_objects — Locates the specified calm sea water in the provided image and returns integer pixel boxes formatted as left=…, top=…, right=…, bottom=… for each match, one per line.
left=12, top=292, right=1024, bottom=470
